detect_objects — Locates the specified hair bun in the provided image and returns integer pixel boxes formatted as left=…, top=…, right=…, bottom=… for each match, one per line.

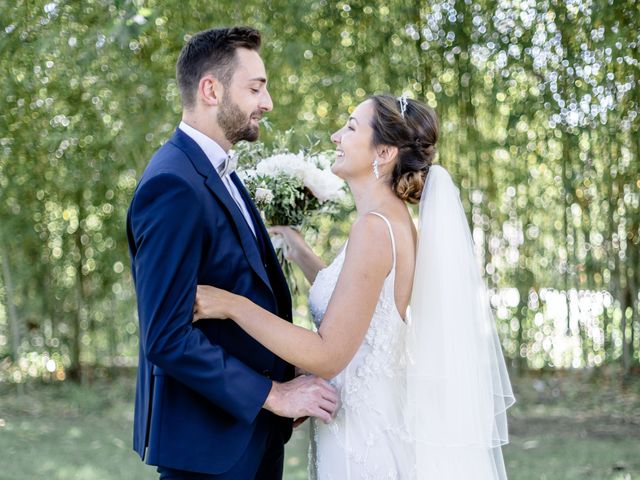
left=395, top=168, right=428, bottom=205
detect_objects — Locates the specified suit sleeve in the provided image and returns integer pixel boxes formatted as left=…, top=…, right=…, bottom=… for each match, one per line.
left=130, top=173, right=272, bottom=424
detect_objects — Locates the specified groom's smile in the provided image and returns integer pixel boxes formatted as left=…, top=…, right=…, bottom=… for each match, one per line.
left=217, top=48, right=272, bottom=146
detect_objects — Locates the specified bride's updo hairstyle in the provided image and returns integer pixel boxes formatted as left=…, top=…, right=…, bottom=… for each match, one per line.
left=369, top=95, right=439, bottom=204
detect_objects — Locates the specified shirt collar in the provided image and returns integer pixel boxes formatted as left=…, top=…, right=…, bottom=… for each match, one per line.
left=178, top=121, right=227, bottom=172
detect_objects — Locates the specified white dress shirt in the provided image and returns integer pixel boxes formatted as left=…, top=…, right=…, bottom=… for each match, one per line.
left=179, top=121, right=256, bottom=237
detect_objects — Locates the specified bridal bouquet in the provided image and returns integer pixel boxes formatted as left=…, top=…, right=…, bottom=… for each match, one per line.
left=237, top=145, right=347, bottom=289
left=238, top=150, right=346, bottom=227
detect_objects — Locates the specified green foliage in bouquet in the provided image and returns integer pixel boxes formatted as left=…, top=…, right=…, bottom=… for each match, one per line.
left=247, top=174, right=320, bottom=227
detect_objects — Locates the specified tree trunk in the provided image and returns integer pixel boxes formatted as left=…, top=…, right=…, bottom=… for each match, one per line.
left=621, top=278, right=631, bottom=376
left=1, top=246, right=21, bottom=363
left=68, top=201, right=88, bottom=383
left=561, top=131, right=572, bottom=334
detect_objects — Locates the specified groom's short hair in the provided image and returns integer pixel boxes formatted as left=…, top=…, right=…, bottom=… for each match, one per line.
left=176, top=26, right=262, bottom=109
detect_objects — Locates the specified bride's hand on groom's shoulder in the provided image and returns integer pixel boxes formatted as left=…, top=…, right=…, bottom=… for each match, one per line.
left=193, top=285, right=239, bottom=322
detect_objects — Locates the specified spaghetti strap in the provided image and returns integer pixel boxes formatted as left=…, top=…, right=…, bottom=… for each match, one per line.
left=367, top=211, right=397, bottom=272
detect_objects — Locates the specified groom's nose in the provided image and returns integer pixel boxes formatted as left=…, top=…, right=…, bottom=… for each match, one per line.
left=259, top=89, right=273, bottom=112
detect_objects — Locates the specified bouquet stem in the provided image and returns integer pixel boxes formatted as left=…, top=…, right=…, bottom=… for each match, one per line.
left=275, top=249, right=300, bottom=296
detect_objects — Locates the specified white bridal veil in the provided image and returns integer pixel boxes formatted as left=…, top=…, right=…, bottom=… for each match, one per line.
left=407, top=165, right=516, bottom=479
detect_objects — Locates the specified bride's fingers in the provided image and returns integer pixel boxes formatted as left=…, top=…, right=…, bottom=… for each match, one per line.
left=267, top=226, right=287, bottom=235
left=269, top=226, right=298, bottom=239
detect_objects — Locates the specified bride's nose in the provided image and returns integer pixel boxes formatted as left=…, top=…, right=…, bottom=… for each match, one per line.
left=330, top=131, right=341, bottom=145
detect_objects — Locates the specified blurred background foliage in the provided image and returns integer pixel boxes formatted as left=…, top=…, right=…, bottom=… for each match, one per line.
left=0, top=0, right=638, bottom=384
left=1, top=1, right=639, bottom=479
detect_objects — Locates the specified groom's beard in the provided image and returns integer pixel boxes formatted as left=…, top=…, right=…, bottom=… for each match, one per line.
left=219, top=96, right=262, bottom=145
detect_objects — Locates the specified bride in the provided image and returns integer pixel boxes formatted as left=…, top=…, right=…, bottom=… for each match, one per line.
left=193, top=94, right=515, bottom=479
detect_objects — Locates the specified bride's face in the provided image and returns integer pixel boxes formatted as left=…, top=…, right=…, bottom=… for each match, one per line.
left=330, top=100, right=376, bottom=180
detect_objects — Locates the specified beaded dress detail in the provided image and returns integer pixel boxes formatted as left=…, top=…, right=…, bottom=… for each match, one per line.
left=307, top=212, right=412, bottom=479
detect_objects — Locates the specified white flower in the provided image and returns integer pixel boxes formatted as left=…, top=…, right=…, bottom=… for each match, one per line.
left=309, top=151, right=334, bottom=170
left=303, top=168, right=345, bottom=203
left=238, top=169, right=257, bottom=182
left=255, top=152, right=307, bottom=179
left=238, top=148, right=345, bottom=207
left=255, top=187, right=274, bottom=204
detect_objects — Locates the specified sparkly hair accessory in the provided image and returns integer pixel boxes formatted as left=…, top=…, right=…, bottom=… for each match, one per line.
left=397, top=94, right=408, bottom=118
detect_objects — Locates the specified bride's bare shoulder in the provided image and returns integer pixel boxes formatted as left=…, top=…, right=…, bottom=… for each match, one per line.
left=343, top=214, right=394, bottom=267
left=348, top=213, right=393, bottom=245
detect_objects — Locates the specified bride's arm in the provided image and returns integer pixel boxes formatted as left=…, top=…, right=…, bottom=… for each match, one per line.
left=195, top=216, right=392, bottom=380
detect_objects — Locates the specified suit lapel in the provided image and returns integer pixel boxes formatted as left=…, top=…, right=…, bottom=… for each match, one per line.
left=169, top=129, right=272, bottom=292
left=231, top=172, right=292, bottom=310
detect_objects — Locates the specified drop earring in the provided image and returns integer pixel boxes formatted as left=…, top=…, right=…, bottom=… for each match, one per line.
left=373, top=159, right=380, bottom=179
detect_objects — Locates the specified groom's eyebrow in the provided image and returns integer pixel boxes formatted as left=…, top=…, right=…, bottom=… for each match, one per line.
left=248, top=77, right=267, bottom=84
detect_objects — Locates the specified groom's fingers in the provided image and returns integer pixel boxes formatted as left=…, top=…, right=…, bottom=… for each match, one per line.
left=309, top=406, right=332, bottom=424
left=319, top=389, right=338, bottom=408
left=293, top=416, right=309, bottom=428
left=315, top=380, right=339, bottom=403
left=320, top=386, right=339, bottom=404
left=318, top=399, right=337, bottom=416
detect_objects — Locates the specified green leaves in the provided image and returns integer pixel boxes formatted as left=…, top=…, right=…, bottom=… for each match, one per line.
left=0, top=0, right=638, bottom=377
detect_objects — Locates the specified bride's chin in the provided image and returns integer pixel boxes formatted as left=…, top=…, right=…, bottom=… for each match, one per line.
left=330, top=164, right=344, bottom=179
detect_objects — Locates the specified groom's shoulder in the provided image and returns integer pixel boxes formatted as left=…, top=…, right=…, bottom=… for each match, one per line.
left=138, top=139, right=198, bottom=190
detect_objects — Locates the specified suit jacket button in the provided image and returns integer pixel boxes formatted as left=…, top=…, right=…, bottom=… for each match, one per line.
left=262, top=369, right=272, bottom=379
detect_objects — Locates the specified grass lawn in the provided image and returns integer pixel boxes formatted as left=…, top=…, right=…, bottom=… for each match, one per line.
left=1, top=370, right=638, bottom=480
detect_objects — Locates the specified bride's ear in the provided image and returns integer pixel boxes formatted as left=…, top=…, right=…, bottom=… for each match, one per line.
left=376, top=145, right=399, bottom=167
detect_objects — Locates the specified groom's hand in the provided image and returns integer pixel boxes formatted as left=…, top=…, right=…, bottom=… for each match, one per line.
left=263, top=375, right=338, bottom=424
left=292, top=416, right=309, bottom=428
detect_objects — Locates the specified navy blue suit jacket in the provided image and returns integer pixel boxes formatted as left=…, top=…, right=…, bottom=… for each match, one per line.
left=127, top=128, right=293, bottom=474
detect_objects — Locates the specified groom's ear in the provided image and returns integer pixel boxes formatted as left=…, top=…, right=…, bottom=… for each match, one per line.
left=198, top=74, right=223, bottom=107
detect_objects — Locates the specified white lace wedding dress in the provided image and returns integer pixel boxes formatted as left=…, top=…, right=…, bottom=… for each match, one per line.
left=305, top=167, right=514, bottom=479
left=307, top=212, right=413, bottom=479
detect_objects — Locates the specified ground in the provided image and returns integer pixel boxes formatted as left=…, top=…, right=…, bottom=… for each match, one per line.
left=0, top=369, right=638, bottom=480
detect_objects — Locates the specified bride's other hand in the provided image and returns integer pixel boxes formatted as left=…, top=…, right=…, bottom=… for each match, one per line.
left=268, top=226, right=310, bottom=264
left=268, top=226, right=326, bottom=284
left=193, top=285, right=240, bottom=322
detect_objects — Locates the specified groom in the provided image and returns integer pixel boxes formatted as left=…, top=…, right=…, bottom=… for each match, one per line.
left=127, top=27, right=336, bottom=479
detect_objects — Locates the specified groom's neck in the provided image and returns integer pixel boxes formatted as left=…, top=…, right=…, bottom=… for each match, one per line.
left=181, top=112, right=232, bottom=153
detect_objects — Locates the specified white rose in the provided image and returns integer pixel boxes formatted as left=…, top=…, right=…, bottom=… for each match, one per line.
left=255, top=187, right=274, bottom=204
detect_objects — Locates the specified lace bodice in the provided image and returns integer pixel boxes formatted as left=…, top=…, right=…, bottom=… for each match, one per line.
left=307, top=212, right=412, bottom=479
